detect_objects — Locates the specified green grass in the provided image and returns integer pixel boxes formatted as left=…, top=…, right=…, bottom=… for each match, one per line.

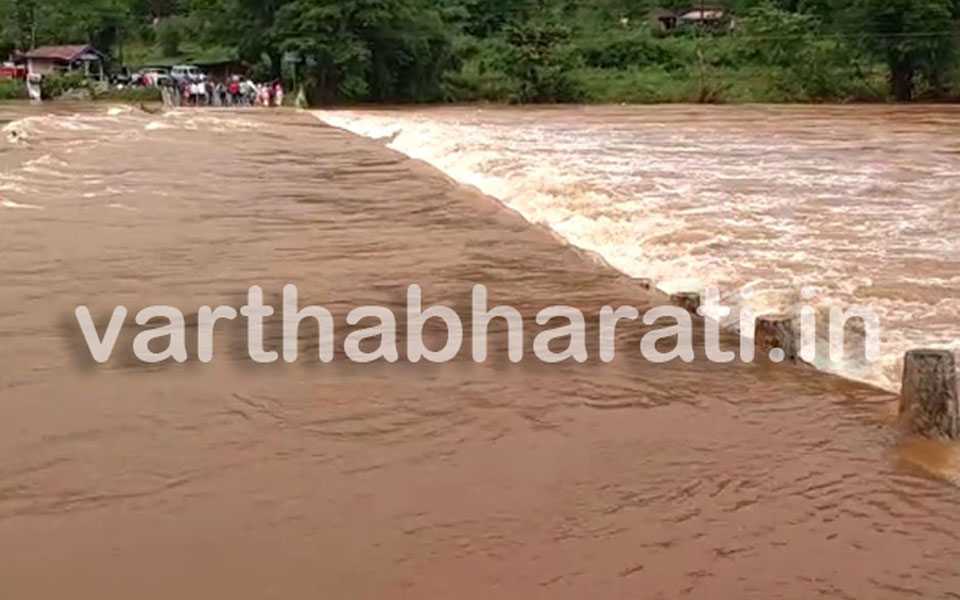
left=571, top=65, right=891, bottom=104
left=0, top=79, right=27, bottom=100
left=573, top=68, right=702, bottom=103
left=94, top=86, right=162, bottom=103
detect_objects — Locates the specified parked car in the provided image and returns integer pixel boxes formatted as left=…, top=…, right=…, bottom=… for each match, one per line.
left=170, top=65, right=204, bottom=82
left=138, top=67, right=170, bottom=87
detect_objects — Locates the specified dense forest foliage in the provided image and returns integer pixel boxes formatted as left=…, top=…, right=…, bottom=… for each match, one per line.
left=1, top=0, right=959, bottom=104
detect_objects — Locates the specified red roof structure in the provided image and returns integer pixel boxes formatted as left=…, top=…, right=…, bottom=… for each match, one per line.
left=23, top=45, right=95, bottom=62
left=22, top=44, right=106, bottom=80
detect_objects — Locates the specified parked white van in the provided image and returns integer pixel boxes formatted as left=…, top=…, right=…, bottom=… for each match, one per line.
left=171, top=65, right=204, bottom=82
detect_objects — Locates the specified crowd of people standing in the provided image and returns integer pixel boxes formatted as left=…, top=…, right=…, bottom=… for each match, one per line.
left=160, top=75, right=285, bottom=108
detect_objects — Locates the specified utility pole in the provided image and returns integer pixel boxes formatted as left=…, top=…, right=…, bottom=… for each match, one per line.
left=697, top=0, right=706, bottom=102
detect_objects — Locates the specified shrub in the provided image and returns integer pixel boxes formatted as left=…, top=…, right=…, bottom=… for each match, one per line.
left=574, top=67, right=705, bottom=103
left=504, top=21, right=582, bottom=103
left=41, top=71, right=89, bottom=100
left=579, top=31, right=683, bottom=71
left=443, top=60, right=518, bottom=102
left=442, top=37, right=518, bottom=102
left=0, top=78, right=26, bottom=100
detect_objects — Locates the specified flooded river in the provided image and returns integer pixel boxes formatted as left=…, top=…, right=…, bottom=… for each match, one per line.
left=0, top=103, right=959, bottom=599
left=320, top=105, right=960, bottom=392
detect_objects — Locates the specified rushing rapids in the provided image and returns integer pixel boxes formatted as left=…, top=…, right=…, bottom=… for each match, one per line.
left=0, top=104, right=959, bottom=599
left=317, top=105, right=960, bottom=394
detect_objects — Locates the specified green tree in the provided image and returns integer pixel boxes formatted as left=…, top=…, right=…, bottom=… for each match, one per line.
left=504, top=20, right=580, bottom=102
left=271, top=0, right=454, bottom=104
left=14, top=0, right=39, bottom=50
left=0, top=0, right=133, bottom=53
left=457, top=0, right=534, bottom=37
left=735, top=2, right=825, bottom=66
left=157, top=16, right=183, bottom=56
left=857, top=0, right=957, bottom=100
left=272, top=0, right=370, bottom=102
left=130, top=0, right=180, bottom=21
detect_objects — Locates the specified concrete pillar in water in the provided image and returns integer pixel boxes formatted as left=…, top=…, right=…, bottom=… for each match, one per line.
left=900, top=350, right=959, bottom=439
left=671, top=292, right=701, bottom=314
left=755, top=315, right=799, bottom=362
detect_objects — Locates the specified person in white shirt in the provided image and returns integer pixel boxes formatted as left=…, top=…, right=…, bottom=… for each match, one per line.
left=194, top=81, right=207, bottom=106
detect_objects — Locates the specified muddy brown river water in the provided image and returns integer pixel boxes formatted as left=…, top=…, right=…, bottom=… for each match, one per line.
left=0, top=103, right=959, bottom=599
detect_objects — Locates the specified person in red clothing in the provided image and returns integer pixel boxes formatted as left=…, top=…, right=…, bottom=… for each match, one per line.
left=228, top=77, right=242, bottom=106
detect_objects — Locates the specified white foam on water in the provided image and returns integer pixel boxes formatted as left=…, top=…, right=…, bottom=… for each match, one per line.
left=315, top=108, right=960, bottom=393
left=3, top=118, right=32, bottom=144
left=1, top=199, right=43, bottom=210
left=21, top=164, right=69, bottom=178
left=162, top=111, right=262, bottom=132
left=107, top=202, right=139, bottom=211
left=24, top=154, right=68, bottom=168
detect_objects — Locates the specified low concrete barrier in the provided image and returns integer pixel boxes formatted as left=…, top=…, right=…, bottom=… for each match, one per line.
left=755, top=315, right=799, bottom=362
left=900, top=349, right=959, bottom=440
left=670, top=292, right=701, bottom=314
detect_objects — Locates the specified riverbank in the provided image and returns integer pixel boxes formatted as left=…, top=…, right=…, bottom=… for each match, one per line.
left=566, top=65, right=891, bottom=104
left=0, top=66, right=939, bottom=107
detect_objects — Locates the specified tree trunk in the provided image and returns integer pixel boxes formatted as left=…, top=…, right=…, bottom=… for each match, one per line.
left=891, top=63, right=915, bottom=101
left=269, top=51, right=283, bottom=80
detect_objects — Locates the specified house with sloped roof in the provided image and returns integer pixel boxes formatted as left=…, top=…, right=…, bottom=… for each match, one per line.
left=648, top=5, right=732, bottom=33
left=678, top=5, right=731, bottom=30
left=23, top=45, right=106, bottom=79
left=648, top=8, right=679, bottom=32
